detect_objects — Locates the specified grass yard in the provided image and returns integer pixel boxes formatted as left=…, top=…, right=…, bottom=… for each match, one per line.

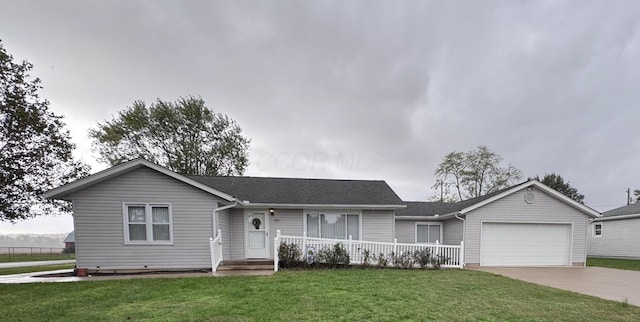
left=0, top=269, right=638, bottom=321
left=0, top=254, right=75, bottom=263
left=587, top=257, right=640, bottom=272
left=0, top=264, right=75, bottom=275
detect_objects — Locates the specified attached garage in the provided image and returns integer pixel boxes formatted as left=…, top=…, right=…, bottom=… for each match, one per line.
left=480, top=222, right=572, bottom=266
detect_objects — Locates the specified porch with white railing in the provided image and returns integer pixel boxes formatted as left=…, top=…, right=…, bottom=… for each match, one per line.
left=274, top=230, right=464, bottom=271
left=209, top=229, right=223, bottom=272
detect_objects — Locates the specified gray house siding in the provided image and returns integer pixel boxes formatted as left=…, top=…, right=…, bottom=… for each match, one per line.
left=394, top=220, right=415, bottom=244
left=229, top=208, right=245, bottom=260
left=443, top=218, right=463, bottom=245
left=72, top=167, right=221, bottom=270
left=464, top=188, right=588, bottom=266
left=217, top=209, right=232, bottom=260
left=587, top=219, right=640, bottom=259
left=362, top=210, right=394, bottom=243
left=269, top=209, right=304, bottom=258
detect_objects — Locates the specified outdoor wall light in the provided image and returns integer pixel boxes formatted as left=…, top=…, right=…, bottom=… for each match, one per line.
left=269, top=208, right=275, bottom=216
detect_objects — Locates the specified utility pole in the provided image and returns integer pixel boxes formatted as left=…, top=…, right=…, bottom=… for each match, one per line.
left=439, top=180, right=444, bottom=202
left=627, top=188, right=631, bottom=205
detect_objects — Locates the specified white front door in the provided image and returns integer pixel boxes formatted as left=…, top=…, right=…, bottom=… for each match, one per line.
left=245, top=211, right=269, bottom=258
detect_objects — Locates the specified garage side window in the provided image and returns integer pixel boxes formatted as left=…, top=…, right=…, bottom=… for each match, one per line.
left=594, top=223, right=602, bottom=237
left=124, top=203, right=173, bottom=244
left=416, top=223, right=442, bottom=244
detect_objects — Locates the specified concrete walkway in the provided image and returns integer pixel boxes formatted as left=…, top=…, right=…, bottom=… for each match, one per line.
left=0, top=269, right=274, bottom=284
left=0, top=259, right=75, bottom=268
left=475, top=267, right=640, bottom=306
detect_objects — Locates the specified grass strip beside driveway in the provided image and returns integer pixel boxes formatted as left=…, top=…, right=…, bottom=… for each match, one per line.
left=0, top=269, right=638, bottom=321
left=0, top=254, right=75, bottom=263
left=587, top=258, right=640, bottom=272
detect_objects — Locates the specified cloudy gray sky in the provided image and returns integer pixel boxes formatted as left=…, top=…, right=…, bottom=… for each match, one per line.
left=1, top=0, right=639, bottom=234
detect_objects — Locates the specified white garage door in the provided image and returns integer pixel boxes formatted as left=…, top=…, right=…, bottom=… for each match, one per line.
left=481, top=223, right=571, bottom=266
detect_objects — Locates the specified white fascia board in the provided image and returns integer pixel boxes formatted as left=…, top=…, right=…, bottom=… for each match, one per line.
left=458, top=180, right=601, bottom=218
left=239, top=202, right=406, bottom=210
left=43, top=159, right=235, bottom=202
left=395, top=216, right=445, bottom=221
left=592, top=213, right=640, bottom=222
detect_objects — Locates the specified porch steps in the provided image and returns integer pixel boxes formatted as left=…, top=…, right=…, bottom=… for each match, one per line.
left=217, top=260, right=274, bottom=271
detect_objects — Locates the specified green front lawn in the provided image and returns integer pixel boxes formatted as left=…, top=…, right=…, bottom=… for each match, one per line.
left=0, top=254, right=75, bottom=263
left=0, top=264, right=75, bottom=276
left=0, top=269, right=637, bottom=321
left=587, top=257, right=640, bottom=272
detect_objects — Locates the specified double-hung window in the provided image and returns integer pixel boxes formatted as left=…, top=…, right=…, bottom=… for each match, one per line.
left=594, top=223, right=603, bottom=237
left=416, top=223, right=442, bottom=244
left=306, top=212, right=360, bottom=240
left=124, top=203, right=173, bottom=244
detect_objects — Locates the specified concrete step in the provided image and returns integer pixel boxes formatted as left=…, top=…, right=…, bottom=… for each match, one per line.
left=217, top=264, right=274, bottom=271
left=221, top=260, right=273, bottom=266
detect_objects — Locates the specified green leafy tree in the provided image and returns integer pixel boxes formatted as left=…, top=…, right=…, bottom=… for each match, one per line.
left=89, top=97, right=250, bottom=175
left=0, top=40, right=89, bottom=221
left=432, top=146, right=522, bottom=201
left=532, top=173, right=584, bottom=204
left=633, top=189, right=640, bottom=203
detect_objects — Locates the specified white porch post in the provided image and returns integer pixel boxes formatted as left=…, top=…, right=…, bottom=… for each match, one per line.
left=217, top=229, right=223, bottom=263
left=348, top=235, right=353, bottom=263
left=459, top=241, right=465, bottom=269
left=393, top=238, right=397, bottom=267
left=302, top=231, right=307, bottom=261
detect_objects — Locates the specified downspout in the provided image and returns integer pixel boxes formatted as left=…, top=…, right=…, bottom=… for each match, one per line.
left=212, top=200, right=238, bottom=237
left=454, top=213, right=465, bottom=267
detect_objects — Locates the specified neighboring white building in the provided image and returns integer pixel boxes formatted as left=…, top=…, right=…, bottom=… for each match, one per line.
left=588, top=202, right=640, bottom=259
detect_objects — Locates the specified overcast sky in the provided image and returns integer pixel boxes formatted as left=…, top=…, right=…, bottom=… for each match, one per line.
left=1, top=1, right=639, bottom=234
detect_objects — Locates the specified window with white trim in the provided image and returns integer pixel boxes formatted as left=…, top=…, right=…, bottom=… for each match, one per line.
left=594, top=223, right=602, bottom=237
left=124, top=203, right=173, bottom=244
left=306, top=212, right=359, bottom=240
left=416, top=223, right=442, bottom=244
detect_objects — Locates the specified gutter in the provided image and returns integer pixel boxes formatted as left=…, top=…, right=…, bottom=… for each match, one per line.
left=212, top=200, right=239, bottom=237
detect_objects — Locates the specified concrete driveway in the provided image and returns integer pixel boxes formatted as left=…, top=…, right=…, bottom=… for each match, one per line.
left=475, top=267, right=640, bottom=306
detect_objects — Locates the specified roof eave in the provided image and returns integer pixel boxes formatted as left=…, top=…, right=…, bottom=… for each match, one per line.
left=593, top=213, right=640, bottom=222
left=239, top=202, right=406, bottom=210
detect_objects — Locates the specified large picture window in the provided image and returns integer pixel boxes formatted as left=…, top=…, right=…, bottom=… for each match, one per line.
left=416, top=223, right=442, bottom=244
left=306, top=212, right=360, bottom=240
left=124, top=203, right=173, bottom=244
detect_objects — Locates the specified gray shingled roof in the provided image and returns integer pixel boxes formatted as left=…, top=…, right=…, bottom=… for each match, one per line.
left=64, top=231, right=75, bottom=243
left=602, top=202, right=640, bottom=217
left=397, top=184, right=521, bottom=216
left=188, top=176, right=403, bottom=205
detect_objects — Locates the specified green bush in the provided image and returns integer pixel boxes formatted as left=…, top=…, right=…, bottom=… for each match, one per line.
left=413, top=249, right=431, bottom=268
left=391, top=251, right=414, bottom=269
left=278, top=242, right=302, bottom=269
left=376, top=252, right=389, bottom=268
left=317, top=243, right=350, bottom=268
left=359, top=248, right=372, bottom=267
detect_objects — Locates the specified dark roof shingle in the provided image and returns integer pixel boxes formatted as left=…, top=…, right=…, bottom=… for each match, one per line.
left=602, top=202, right=640, bottom=217
left=397, top=184, right=519, bottom=216
left=188, top=176, right=403, bottom=205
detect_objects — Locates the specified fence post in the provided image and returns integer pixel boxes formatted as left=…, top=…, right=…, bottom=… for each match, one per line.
left=459, top=241, right=464, bottom=269
left=348, top=235, right=353, bottom=263
left=436, top=240, right=440, bottom=262
left=217, top=229, right=223, bottom=263
left=209, top=237, right=216, bottom=273
left=302, top=231, right=307, bottom=261
left=274, top=230, right=281, bottom=272
left=393, top=238, right=397, bottom=267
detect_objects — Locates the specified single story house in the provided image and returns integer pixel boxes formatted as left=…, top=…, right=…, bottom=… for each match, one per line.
left=44, top=159, right=599, bottom=272
left=587, top=202, right=640, bottom=259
